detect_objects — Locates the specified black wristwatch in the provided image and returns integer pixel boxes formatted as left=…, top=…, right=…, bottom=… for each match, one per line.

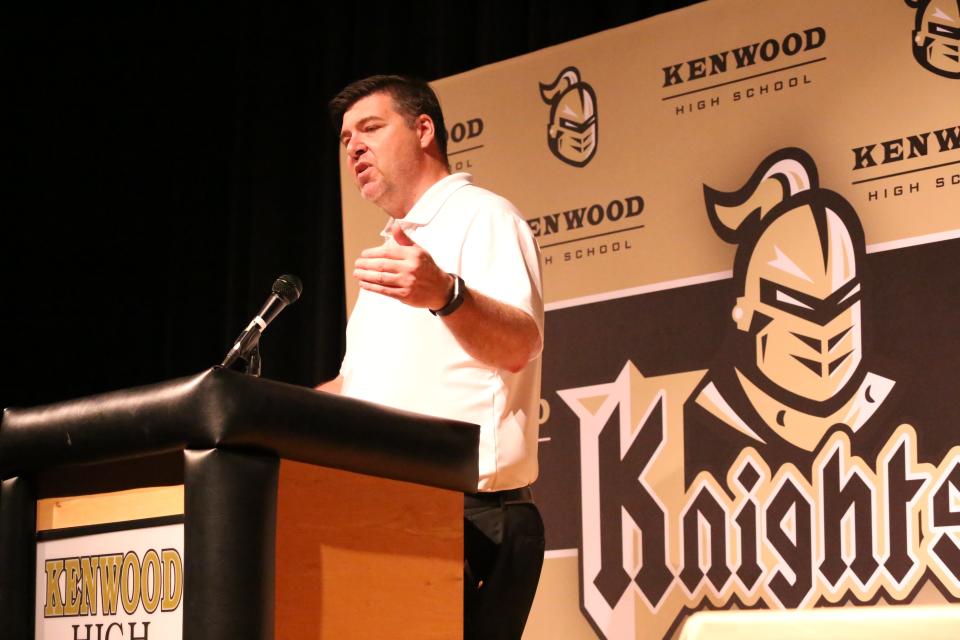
left=430, top=273, right=466, bottom=317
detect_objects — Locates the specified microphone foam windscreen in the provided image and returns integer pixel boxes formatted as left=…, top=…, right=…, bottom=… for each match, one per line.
left=272, top=274, right=303, bottom=304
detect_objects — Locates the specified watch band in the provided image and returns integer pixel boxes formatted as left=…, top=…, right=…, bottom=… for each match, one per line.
left=430, top=273, right=465, bottom=317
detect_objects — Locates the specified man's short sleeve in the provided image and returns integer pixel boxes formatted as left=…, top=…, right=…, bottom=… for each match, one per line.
left=458, top=194, right=544, bottom=338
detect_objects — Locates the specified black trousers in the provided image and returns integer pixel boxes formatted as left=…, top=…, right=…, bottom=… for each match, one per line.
left=463, top=490, right=545, bottom=640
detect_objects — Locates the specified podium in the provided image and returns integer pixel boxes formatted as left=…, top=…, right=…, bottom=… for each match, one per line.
left=0, top=367, right=479, bottom=639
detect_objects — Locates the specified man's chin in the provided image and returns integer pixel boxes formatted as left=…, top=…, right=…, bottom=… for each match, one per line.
left=359, top=183, right=383, bottom=202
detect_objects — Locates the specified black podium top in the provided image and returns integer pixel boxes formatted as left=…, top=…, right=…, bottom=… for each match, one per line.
left=0, top=367, right=479, bottom=492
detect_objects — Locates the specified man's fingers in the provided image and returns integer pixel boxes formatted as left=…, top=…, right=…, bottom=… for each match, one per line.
left=357, top=279, right=408, bottom=300
left=355, top=256, right=403, bottom=273
left=359, top=244, right=404, bottom=259
left=357, top=280, right=388, bottom=296
left=392, top=224, right=416, bottom=247
left=353, top=267, right=399, bottom=286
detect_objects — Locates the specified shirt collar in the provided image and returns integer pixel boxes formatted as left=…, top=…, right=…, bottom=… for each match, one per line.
left=405, top=172, right=474, bottom=223
left=379, top=172, right=473, bottom=239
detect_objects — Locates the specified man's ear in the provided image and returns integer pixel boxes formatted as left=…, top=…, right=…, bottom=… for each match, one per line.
left=416, top=114, right=435, bottom=150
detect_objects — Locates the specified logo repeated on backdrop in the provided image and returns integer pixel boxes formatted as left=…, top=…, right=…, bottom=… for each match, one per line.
left=445, top=115, right=485, bottom=173
left=905, top=0, right=960, bottom=79
left=526, top=194, right=645, bottom=267
left=560, top=149, right=960, bottom=640
left=528, top=65, right=645, bottom=268
left=857, top=1, right=960, bottom=204
left=848, top=121, right=960, bottom=203
left=660, top=27, right=826, bottom=117
left=539, top=66, right=599, bottom=167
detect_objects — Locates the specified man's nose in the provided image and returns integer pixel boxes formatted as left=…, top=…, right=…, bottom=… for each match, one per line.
left=347, top=137, right=367, bottom=159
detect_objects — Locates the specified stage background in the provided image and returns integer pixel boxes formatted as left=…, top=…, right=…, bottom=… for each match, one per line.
left=3, top=1, right=701, bottom=409
left=336, top=1, right=960, bottom=638
left=6, top=2, right=958, bottom=639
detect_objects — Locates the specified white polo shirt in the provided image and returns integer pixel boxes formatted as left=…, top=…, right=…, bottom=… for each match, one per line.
left=340, top=173, right=544, bottom=492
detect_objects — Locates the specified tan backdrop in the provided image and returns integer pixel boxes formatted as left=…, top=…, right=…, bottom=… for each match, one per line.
left=339, top=1, right=960, bottom=638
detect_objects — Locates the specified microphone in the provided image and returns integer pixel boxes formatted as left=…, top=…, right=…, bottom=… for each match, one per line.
left=222, top=274, right=302, bottom=370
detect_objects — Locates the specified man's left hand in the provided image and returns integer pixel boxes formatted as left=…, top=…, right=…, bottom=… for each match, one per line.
left=353, top=224, right=454, bottom=309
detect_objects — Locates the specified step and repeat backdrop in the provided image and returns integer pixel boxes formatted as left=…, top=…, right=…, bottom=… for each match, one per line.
left=338, top=0, right=960, bottom=637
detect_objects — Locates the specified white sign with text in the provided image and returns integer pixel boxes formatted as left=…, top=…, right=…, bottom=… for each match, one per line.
left=35, top=523, right=184, bottom=640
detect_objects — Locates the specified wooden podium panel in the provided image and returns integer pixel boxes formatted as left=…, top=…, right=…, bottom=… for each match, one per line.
left=37, top=485, right=184, bottom=530
left=275, top=460, right=463, bottom=640
left=31, top=463, right=463, bottom=639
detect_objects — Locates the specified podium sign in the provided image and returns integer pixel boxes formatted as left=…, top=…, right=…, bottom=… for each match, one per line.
left=36, top=519, right=184, bottom=639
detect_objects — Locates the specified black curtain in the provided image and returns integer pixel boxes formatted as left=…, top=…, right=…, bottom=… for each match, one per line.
left=3, top=1, right=700, bottom=409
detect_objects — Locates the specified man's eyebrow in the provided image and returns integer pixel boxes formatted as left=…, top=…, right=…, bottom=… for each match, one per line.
left=341, top=115, right=385, bottom=140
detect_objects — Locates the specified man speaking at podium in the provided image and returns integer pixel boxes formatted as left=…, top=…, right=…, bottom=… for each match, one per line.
left=318, top=75, right=545, bottom=639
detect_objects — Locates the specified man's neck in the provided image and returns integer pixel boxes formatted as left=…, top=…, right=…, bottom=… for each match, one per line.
left=386, top=163, right=451, bottom=220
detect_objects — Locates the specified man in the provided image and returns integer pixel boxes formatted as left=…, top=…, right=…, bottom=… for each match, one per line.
left=319, top=75, right=545, bottom=639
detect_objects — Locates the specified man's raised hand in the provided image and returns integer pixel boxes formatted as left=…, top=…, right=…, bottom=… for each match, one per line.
left=353, top=223, right=454, bottom=309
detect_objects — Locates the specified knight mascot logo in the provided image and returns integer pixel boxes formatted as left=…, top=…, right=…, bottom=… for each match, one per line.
left=905, top=0, right=960, bottom=78
left=685, top=147, right=894, bottom=483
left=539, top=66, right=599, bottom=167
left=561, top=148, right=960, bottom=640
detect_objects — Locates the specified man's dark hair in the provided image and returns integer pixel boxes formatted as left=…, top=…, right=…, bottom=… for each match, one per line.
left=329, top=74, right=448, bottom=164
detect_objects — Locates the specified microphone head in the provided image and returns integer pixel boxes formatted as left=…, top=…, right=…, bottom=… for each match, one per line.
left=272, top=274, right=303, bottom=304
